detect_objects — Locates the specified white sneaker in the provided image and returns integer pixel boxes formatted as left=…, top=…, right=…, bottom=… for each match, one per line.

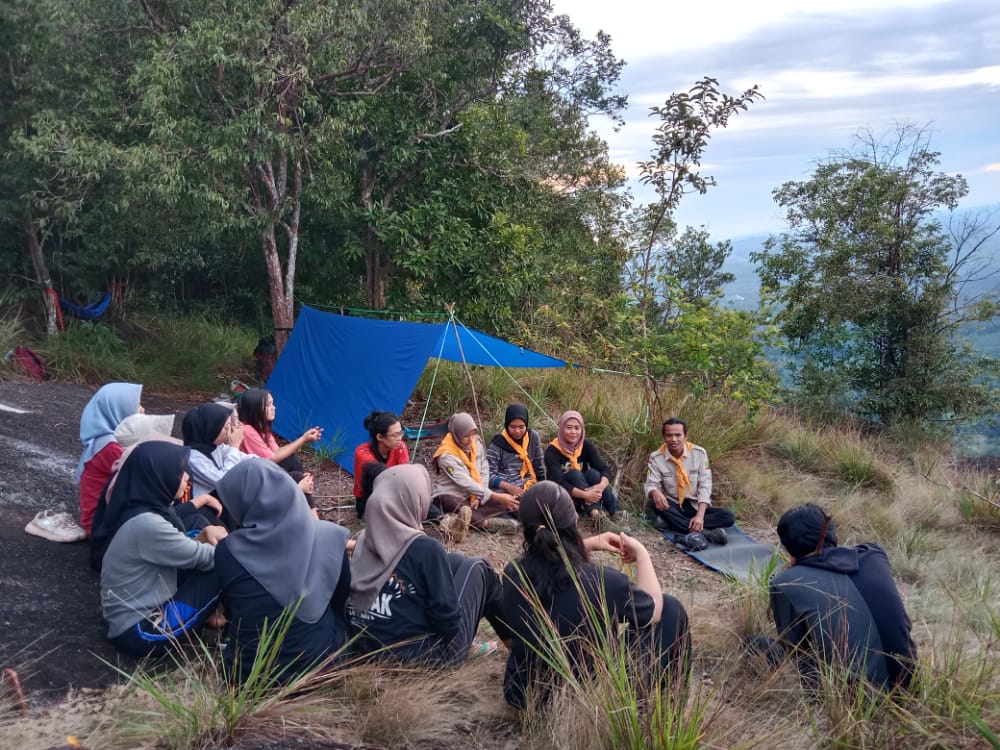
left=24, top=510, right=87, bottom=543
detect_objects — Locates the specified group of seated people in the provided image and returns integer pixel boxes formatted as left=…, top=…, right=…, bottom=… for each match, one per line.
left=75, top=382, right=918, bottom=705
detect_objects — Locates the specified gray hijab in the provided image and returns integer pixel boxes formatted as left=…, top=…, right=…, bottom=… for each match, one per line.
left=349, top=464, right=432, bottom=612
left=216, top=460, right=350, bottom=624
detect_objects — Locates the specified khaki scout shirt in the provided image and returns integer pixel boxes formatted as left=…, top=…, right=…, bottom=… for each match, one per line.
left=644, top=443, right=712, bottom=508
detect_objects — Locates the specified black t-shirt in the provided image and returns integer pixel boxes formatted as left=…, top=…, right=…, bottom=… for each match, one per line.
left=215, top=542, right=351, bottom=682
left=544, top=440, right=612, bottom=487
left=347, top=535, right=460, bottom=663
left=501, top=561, right=656, bottom=708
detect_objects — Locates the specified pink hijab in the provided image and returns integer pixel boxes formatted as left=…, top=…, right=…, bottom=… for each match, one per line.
left=557, top=410, right=585, bottom=454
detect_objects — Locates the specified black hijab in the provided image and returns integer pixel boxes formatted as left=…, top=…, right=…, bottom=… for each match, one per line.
left=89, top=441, right=189, bottom=571
left=490, top=403, right=530, bottom=450
left=182, top=403, right=232, bottom=457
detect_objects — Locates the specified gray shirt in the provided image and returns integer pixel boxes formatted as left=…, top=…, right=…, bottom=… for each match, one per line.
left=100, top=513, right=216, bottom=638
left=186, top=444, right=256, bottom=497
left=644, top=443, right=713, bottom=507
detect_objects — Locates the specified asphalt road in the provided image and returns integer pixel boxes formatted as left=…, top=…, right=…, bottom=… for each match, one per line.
left=0, top=382, right=196, bottom=706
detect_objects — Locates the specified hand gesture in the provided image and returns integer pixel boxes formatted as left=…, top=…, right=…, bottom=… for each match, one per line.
left=196, top=525, right=228, bottom=546
left=298, top=473, right=315, bottom=494
left=618, top=533, right=644, bottom=565
left=301, top=426, right=323, bottom=444
left=191, top=493, right=223, bottom=515
left=650, top=490, right=669, bottom=511
left=493, top=491, right=519, bottom=512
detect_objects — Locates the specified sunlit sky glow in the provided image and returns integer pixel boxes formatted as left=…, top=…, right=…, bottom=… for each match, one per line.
left=553, top=0, right=1000, bottom=239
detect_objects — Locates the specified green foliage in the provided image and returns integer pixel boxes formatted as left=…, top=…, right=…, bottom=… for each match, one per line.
left=755, top=125, right=1000, bottom=426
left=35, top=312, right=257, bottom=391
left=769, top=426, right=895, bottom=492
left=113, top=606, right=347, bottom=749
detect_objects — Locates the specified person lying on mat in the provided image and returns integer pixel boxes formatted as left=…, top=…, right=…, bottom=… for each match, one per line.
left=766, top=503, right=917, bottom=692
left=98, top=442, right=226, bottom=657
left=644, top=417, right=733, bottom=545
left=543, top=411, right=618, bottom=520
left=347, top=464, right=513, bottom=665
left=182, top=402, right=258, bottom=498
left=486, top=404, right=545, bottom=498
left=431, top=412, right=519, bottom=534
left=215, top=461, right=352, bottom=683
left=238, top=387, right=320, bottom=507
left=77, top=382, right=144, bottom=536
left=501, top=481, right=690, bottom=709
left=352, top=410, right=410, bottom=517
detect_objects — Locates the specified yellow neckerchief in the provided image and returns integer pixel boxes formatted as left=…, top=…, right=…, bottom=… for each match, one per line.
left=550, top=436, right=583, bottom=472
left=660, top=441, right=694, bottom=503
left=501, top=428, right=537, bottom=488
left=433, top=432, right=482, bottom=487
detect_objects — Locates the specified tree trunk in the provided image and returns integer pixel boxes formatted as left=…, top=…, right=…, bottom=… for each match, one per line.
left=255, top=156, right=301, bottom=354
left=20, top=212, right=58, bottom=336
left=362, top=226, right=386, bottom=310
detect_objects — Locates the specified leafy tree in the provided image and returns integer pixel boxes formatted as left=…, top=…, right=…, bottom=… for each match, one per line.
left=754, top=125, right=1000, bottom=425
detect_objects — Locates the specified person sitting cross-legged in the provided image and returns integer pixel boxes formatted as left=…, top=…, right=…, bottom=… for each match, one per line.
left=348, top=464, right=513, bottom=666
left=644, top=417, right=733, bottom=546
left=215, top=460, right=352, bottom=683
left=767, top=503, right=917, bottom=692
left=501, top=481, right=691, bottom=709
left=432, top=412, right=519, bottom=535
left=544, top=410, right=618, bottom=520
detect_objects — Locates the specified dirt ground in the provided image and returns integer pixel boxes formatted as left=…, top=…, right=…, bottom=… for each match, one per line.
left=0, top=379, right=732, bottom=747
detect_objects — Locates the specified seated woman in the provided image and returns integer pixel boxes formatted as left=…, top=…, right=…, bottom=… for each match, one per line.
left=352, top=410, right=410, bottom=518
left=237, top=388, right=320, bottom=505
left=215, top=461, right=352, bottom=683
left=544, top=410, right=617, bottom=519
left=89, top=415, right=222, bottom=564
left=77, top=382, right=144, bottom=536
left=348, top=464, right=512, bottom=665
left=182, top=402, right=257, bottom=498
left=432, top=412, right=518, bottom=534
left=501, top=481, right=691, bottom=709
left=486, top=404, right=545, bottom=499
left=97, top=442, right=227, bottom=657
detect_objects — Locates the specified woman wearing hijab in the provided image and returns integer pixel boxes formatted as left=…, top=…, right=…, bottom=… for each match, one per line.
left=501, top=481, right=691, bottom=709
left=431, top=412, right=518, bottom=534
left=543, top=410, right=618, bottom=520
left=352, top=410, right=410, bottom=517
left=97, top=442, right=227, bottom=657
left=486, top=404, right=545, bottom=499
left=182, top=402, right=257, bottom=498
left=90, top=415, right=222, bottom=549
left=215, top=461, right=352, bottom=682
left=237, top=388, right=320, bottom=506
left=348, top=464, right=513, bottom=665
left=77, top=382, right=144, bottom=535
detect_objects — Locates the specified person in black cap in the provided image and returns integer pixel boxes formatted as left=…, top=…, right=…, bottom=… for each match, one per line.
left=768, top=503, right=917, bottom=691
left=500, top=481, right=690, bottom=708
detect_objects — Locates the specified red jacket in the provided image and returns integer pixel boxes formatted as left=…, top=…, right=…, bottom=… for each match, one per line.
left=352, top=441, right=409, bottom=498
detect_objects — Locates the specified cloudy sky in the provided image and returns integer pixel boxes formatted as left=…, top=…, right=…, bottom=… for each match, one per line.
left=553, top=0, right=1000, bottom=240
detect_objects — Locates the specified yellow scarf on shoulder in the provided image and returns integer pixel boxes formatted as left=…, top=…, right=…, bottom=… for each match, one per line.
left=660, top=441, right=694, bottom=503
left=433, top=432, right=482, bottom=486
left=501, top=429, right=537, bottom=488
left=550, top=436, right=583, bottom=472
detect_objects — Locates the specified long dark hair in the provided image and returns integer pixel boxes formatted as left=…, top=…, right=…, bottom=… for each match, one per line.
left=363, top=410, right=399, bottom=454
left=238, top=388, right=272, bottom=438
left=518, top=523, right=589, bottom=604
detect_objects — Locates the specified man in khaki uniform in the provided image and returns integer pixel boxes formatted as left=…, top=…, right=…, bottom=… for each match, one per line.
left=645, top=418, right=734, bottom=545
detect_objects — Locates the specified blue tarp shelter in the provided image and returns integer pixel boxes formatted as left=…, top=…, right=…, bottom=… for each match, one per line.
left=266, top=306, right=567, bottom=474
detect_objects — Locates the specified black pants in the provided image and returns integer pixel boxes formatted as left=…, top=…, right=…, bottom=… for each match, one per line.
left=436, top=493, right=513, bottom=529
left=110, top=568, right=221, bottom=657
left=430, top=553, right=512, bottom=666
left=563, top=469, right=618, bottom=516
left=629, top=594, right=692, bottom=686
left=649, top=499, right=734, bottom=533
